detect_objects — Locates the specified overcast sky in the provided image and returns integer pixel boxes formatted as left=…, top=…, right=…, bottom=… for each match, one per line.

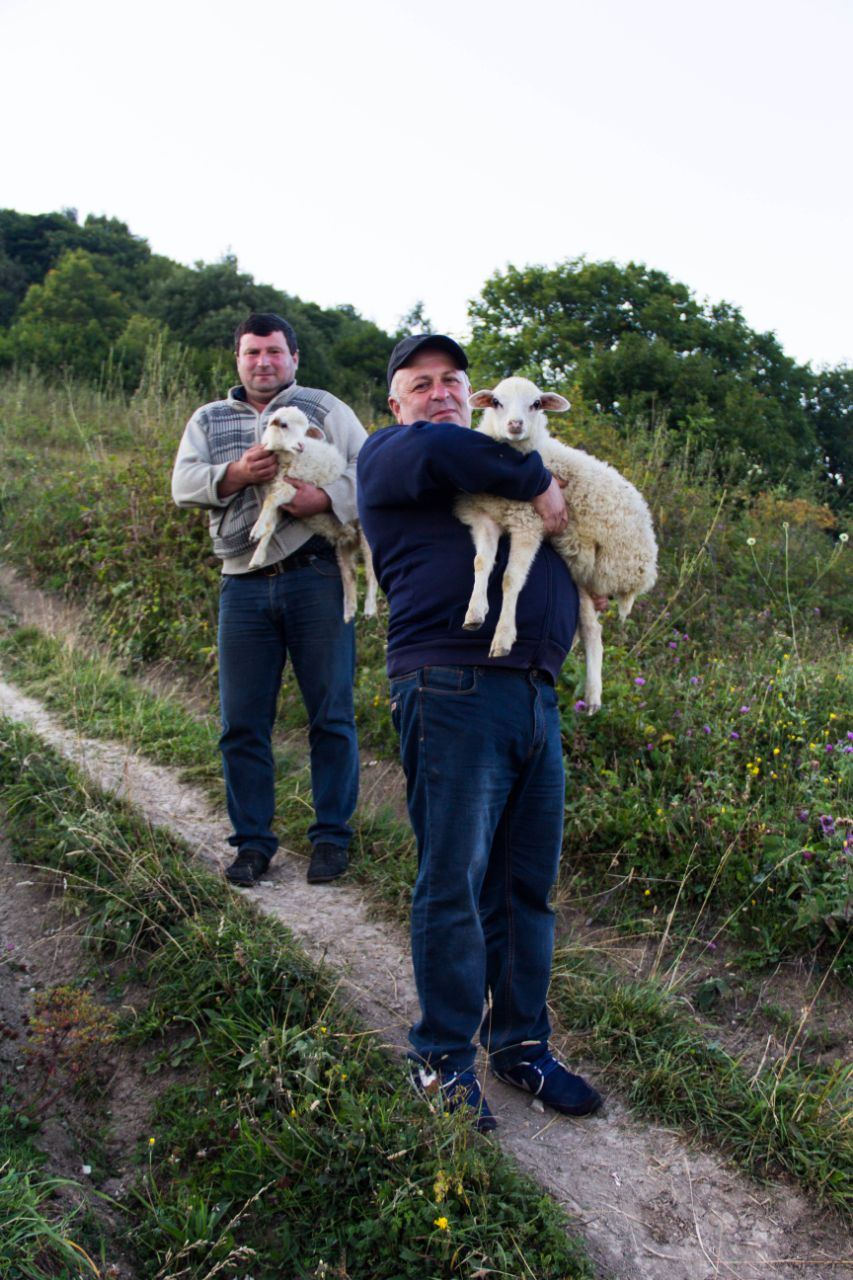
left=2, top=0, right=851, bottom=369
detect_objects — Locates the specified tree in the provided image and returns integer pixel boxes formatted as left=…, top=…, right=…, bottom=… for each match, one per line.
left=807, top=365, right=853, bottom=500
left=7, top=248, right=129, bottom=381
left=468, top=259, right=819, bottom=482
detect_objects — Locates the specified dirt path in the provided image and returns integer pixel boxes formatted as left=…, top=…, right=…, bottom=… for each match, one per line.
left=0, top=567, right=851, bottom=1280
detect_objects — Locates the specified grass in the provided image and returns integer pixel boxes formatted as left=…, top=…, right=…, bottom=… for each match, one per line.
left=1, top=605, right=851, bottom=1221
left=0, top=717, right=595, bottom=1279
left=0, top=365, right=851, bottom=1238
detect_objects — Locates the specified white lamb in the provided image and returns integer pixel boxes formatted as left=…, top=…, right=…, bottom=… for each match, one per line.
left=455, top=376, right=658, bottom=713
left=248, top=406, right=377, bottom=624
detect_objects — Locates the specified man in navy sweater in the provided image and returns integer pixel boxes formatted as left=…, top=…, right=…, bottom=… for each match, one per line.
left=357, top=335, right=602, bottom=1130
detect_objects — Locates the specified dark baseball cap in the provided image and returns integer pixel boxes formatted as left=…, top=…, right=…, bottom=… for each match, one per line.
left=387, top=334, right=469, bottom=390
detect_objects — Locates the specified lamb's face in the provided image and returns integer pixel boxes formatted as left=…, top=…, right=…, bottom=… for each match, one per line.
left=469, top=377, right=570, bottom=443
left=261, top=408, right=322, bottom=456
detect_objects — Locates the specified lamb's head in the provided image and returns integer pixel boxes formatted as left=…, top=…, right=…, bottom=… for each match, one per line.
left=468, top=376, right=569, bottom=447
left=261, top=406, right=324, bottom=456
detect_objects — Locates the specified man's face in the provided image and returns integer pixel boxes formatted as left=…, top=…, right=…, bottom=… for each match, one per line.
left=236, top=331, right=299, bottom=403
left=389, top=349, right=471, bottom=427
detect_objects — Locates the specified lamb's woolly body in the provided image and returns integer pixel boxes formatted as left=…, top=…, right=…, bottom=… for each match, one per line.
left=456, top=376, right=658, bottom=711
left=248, top=407, right=377, bottom=622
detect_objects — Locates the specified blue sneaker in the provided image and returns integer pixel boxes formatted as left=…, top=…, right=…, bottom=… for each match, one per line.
left=492, top=1048, right=602, bottom=1117
left=409, top=1063, right=498, bottom=1133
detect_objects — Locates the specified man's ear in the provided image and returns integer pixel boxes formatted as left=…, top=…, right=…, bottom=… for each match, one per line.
left=388, top=396, right=403, bottom=424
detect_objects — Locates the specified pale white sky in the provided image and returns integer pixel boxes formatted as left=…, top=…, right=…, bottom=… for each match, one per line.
left=2, top=0, right=851, bottom=369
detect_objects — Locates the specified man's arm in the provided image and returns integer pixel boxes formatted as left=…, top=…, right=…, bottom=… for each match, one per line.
left=358, top=421, right=555, bottom=512
left=305, top=399, right=367, bottom=524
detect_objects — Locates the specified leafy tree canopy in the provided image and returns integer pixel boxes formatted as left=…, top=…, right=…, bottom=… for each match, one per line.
left=468, top=259, right=822, bottom=486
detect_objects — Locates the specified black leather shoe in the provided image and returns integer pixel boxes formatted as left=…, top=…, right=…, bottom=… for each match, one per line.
left=306, top=843, right=348, bottom=883
left=225, top=848, right=270, bottom=887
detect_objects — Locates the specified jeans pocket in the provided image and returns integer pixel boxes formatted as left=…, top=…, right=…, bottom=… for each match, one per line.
left=389, top=673, right=417, bottom=735
left=308, top=556, right=341, bottom=579
left=420, top=666, right=478, bottom=694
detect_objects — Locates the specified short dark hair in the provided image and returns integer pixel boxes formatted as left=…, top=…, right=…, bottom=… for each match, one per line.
left=234, top=313, right=298, bottom=355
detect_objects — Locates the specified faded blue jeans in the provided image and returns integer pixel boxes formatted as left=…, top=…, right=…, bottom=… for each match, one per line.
left=390, top=665, right=564, bottom=1073
left=218, top=556, right=358, bottom=861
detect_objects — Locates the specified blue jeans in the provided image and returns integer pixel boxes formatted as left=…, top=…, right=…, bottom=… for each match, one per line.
left=390, top=665, right=564, bottom=1073
left=218, top=559, right=358, bottom=860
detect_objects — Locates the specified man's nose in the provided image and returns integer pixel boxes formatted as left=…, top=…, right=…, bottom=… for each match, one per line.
left=430, top=382, right=450, bottom=399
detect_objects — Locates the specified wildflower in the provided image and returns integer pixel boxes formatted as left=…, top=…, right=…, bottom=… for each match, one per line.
left=797, top=809, right=810, bottom=822
left=839, top=532, right=849, bottom=543
left=690, top=676, right=700, bottom=685
left=819, top=815, right=836, bottom=836
left=669, top=641, right=678, bottom=649
left=634, top=677, right=646, bottom=686
left=434, top=1217, right=449, bottom=1231
left=574, top=699, right=586, bottom=711
left=148, top=1137, right=156, bottom=1147
left=801, top=850, right=814, bottom=861
left=730, top=731, right=740, bottom=740
left=773, top=747, right=780, bottom=755
left=644, top=889, right=651, bottom=896
left=746, top=537, right=756, bottom=546
left=740, top=706, right=750, bottom=715
left=702, top=725, right=711, bottom=734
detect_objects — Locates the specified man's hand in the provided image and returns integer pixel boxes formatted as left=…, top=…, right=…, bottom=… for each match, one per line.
left=280, top=479, right=332, bottom=518
left=218, top=444, right=278, bottom=496
left=532, top=477, right=569, bottom=536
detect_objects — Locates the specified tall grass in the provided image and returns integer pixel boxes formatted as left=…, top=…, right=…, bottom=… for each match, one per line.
left=0, top=718, right=595, bottom=1279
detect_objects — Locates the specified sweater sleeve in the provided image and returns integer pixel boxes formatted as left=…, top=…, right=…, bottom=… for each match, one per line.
left=171, top=407, right=232, bottom=510
left=358, top=422, right=551, bottom=509
left=315, top=399, right=368, bottom=526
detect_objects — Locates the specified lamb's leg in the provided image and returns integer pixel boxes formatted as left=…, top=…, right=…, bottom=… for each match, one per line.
left=359, top=531, right=378, bottom=618
left=248, top=478, right=297, bottom=569
left=335, top=546, right=359, bottom=623
left=461, top=513, right=501, bottom=630
left=577, top=587, right=603, bottom=714
left=248, top=496, right=281, bottom=568
left=489, top=528, right=542, bottom=658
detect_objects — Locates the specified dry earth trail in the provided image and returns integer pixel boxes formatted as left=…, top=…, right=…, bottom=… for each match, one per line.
left=0, top=565, right=850, bottom=1280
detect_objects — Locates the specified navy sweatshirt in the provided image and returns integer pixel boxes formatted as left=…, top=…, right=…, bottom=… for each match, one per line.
left=357, top=421, right=579, bottom=682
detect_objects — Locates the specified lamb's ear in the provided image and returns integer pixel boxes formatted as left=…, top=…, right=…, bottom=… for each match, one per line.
left=540, top=393, right=570, bottom=413
left=468, top=390, right=497, bottom=409
left=305, top=425, right=325, bottom=440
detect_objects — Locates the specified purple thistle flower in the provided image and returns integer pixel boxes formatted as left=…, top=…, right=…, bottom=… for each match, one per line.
left=819, top=815, right=836, bottom=836
left=730, top=731, right=741, bottom=740
left=690, top=676, right=700, bottom=685
left=574, top=699, right=586, bottom=712
left=669, top=641, right=678, bottom=649
left=702, top=725, right=711, bottom=734
left=801, top=849, right=815, bottom=861
left=740, top=705, right=750, bottom=714
left=797, top=809, right=810, bottom=823
left=825, top=743, right=833, bottom=752
left=634, top=677, right=646, bottom=686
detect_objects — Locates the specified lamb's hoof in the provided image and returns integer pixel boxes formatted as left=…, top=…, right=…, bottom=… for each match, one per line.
left=585, top=701, right=602, bottom=716
left=489, top=641, right=511, bottom=658
left=462, top=613, right=485, bottom=631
